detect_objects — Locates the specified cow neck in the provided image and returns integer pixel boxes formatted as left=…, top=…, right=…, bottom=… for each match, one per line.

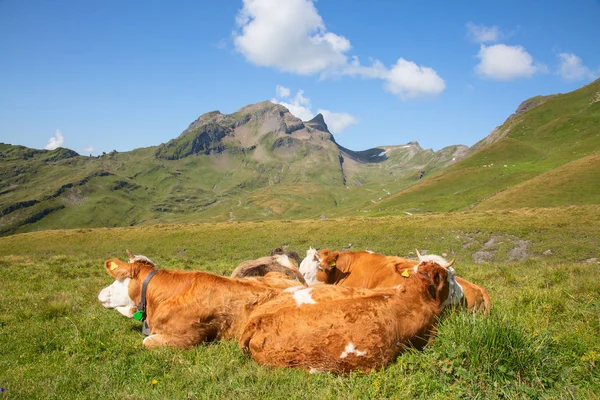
left=138, top=270, right=158, bottom=316
left=133, top=266, right=159, bottom=309
left=331, top=254, right=353, bottom=284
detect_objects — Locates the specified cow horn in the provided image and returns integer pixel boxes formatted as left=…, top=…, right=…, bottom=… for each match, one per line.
left=415, top=248, right=422, bottom=259
left=444, top=259, right=455, bottom=268
left=126, top=249, right=135, bottom=262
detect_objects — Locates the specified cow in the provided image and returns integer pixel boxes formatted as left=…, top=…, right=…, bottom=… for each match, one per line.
left=240, top=260, right=459, bottom=374
left=311, top=248, right=489, bottom=314
left=415, top=250, right=490, bottom=314
left=97, top=252, right=303, bottom=349
left=230, top=250, right=307, bottom=286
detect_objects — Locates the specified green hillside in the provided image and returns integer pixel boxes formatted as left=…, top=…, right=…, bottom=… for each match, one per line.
left=0, top=102, right=464, bottom=235
left=2, top=79, right=599, bottom=234
left=474, top=153, right=600, bottom=210
left=368, top=78, right=600, bottom=215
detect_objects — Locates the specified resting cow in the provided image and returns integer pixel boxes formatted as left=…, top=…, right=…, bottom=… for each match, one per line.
left=240, top=260, right=459, bottom=374
left=311, top=249, right=490, bottom=314
left=230, top=250, right=307, bottom=286
left=97, top=253, right=302, bottom=349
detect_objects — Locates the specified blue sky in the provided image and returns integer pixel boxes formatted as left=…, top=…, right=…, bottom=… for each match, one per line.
left=1, top=0, right=599, bottom=155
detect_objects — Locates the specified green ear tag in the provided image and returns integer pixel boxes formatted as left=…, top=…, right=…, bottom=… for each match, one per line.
left=133, top=311, right=143, bottom=321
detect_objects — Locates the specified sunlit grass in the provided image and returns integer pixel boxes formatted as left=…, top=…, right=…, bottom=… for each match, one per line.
left=0, top=206, right=599, bottom=398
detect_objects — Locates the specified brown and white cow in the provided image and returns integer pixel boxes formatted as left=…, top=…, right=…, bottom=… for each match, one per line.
left=298, top=248, right=489, bottom=313
left=312, top=248, right=490, bottom=313
left=97, top=254, right=303, bottom=349
left=240, top=260, right=459, bottom=374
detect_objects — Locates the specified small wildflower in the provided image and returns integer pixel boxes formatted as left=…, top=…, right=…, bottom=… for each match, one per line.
left=151, top=379, right=158, bottom=385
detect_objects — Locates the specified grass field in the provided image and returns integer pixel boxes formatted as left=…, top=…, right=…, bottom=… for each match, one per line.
left=1, top=206, right=599, bottom=398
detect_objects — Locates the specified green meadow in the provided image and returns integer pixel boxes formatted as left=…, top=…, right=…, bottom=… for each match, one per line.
left=1, top=205, right=599, bottom=399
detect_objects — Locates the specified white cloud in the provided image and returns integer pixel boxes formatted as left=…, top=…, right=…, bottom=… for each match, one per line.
left=558, top=53, right=596, bottom=81
left=272, top=86, right=358, bottom=133
left=45, top=129, right=64, bottom=150
left=384, top=58, right=446, bottom=99
left=83, top=146, right=94, bottom=154
left=475, top=44, right=539, bottom=81
left=272, top=89, right=314, bottom=121
left=234, top=0, right=445, bottom=100
left=317, top=109, right=358, bottom=133
left=276, top=84, right=291, bottom=98
left=466, top=22, right=501, bottom=43
left=233, top=0, right=349, bottom=75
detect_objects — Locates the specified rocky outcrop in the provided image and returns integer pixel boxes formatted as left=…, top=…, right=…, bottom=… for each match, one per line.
left=305, top=113, right=329, bottom=133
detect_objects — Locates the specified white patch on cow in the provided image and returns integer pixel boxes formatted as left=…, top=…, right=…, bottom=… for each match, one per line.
left=98, top=278, right=136, bottom=318
left=340, top=342, right=367, bottom=359
left=130, top=255, right=156, bottom=267
left=299, top=247, right=320, bottom=286
left=274, top=254, right=293, bottom=269
left=143, top=334, right=159, bottom=345
left=116, top=306, right=134, bottom=318
left=292, top=288, right=316, bottom=307
left=417, top=253, right=450, bottom=265
left=283, top=286, right=302, bottom=293
left=412, top=265, right=419, bottom=273
left=309, top=367, right=324, bottom=374
left=365, top=249, right=374, bottom=254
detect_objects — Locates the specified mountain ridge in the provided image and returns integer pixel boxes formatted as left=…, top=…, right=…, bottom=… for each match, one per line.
left=2, top=78, right=599, bottom=235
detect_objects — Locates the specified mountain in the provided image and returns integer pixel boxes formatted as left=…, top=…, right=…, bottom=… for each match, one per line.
left=0, top=101, right=466, bottom=235
left=3, top=78, right=599, bottom=236
left=369, top=78, right=600, bottom=214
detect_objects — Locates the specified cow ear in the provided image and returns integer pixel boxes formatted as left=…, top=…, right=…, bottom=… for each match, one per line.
left=104, top=259, right=131, bottom=279
left=319, top=249, right=330, bottom=259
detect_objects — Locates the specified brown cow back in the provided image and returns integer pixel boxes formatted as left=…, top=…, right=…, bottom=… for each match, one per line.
left=240, top=262, right=448, bottom=373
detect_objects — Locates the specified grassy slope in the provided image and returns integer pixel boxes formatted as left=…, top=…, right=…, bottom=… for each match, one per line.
left=474, top=153, right=600, bottom=210
left=1, top=206, right=599, bottom=398
left=367, top=79, right=600, bottom=215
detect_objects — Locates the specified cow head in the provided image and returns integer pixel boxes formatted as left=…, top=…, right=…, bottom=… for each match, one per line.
left=415, top=249, right=463, bottom=308
left=299, top=247, right=320, bottom=285
left=317, top=249, right=339, bottom=272
left=415, top=260, right=462, bottom=310
left=97, top=251, right=156, bottom=318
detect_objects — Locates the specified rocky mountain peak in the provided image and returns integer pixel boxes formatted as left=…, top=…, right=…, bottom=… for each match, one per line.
left=305, top=113, right=329, bottom=133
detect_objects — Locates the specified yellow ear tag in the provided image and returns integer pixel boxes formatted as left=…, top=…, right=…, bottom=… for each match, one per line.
left=401, top=269, right=410, bottom=278
left=329, top=261, right=336, bottom=267
left=110, top=262, right=119, bottom=271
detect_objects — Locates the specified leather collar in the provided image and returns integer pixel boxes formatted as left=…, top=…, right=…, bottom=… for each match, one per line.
left=137, top=269, right=158, bottom=319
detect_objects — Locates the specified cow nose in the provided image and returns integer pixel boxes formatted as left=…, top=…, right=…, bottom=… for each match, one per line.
left=98, top=289, right=109, bottom=303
